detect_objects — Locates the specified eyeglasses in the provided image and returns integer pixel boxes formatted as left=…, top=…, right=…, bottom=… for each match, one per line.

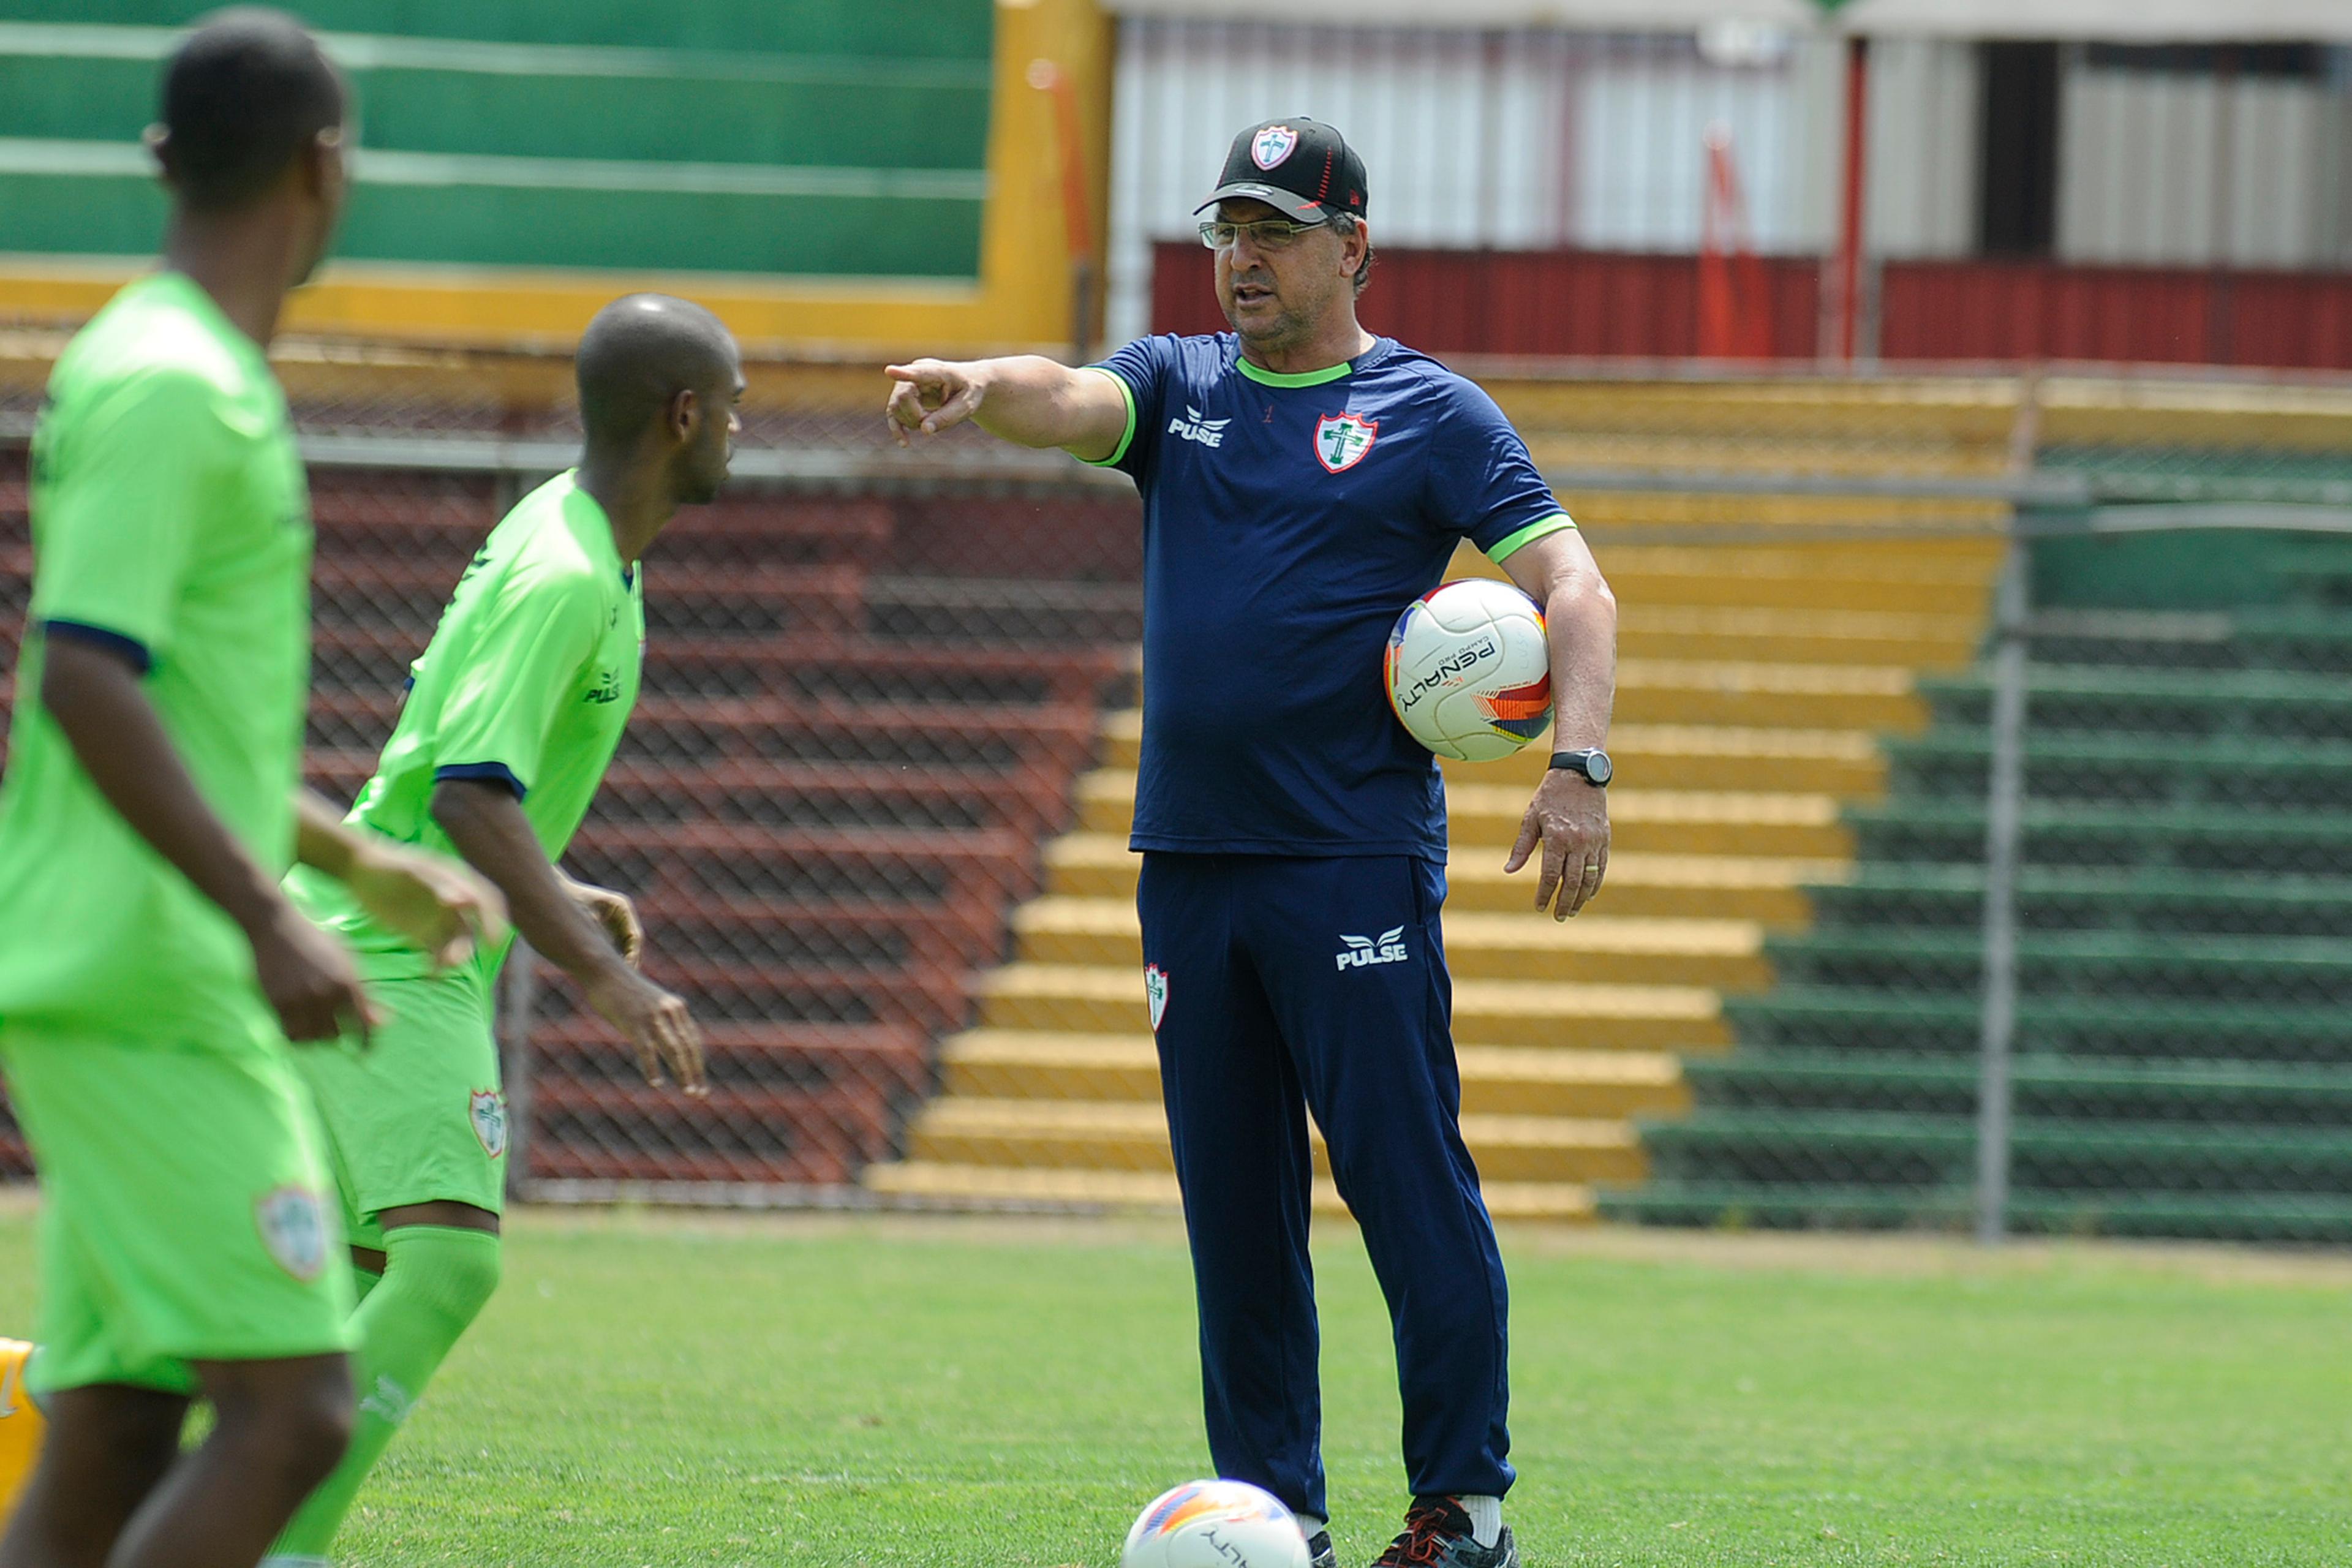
left=1197, top=217, right=1323, bottom=252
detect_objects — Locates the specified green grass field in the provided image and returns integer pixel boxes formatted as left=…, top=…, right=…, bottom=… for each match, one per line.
left=1, top=1204, right=2345, bottom=1567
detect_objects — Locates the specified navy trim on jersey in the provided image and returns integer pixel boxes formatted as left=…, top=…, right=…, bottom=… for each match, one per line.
left=434, top=761, right=527, bottom=800
left=41, top=619, right=153, bottom=674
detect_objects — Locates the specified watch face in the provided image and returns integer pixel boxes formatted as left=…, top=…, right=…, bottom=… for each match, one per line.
left=1586, top=751, right=1612, bottom=785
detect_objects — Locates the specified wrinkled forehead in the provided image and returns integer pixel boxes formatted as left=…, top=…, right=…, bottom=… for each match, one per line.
left=1213, top=196, right=1291, bottom=225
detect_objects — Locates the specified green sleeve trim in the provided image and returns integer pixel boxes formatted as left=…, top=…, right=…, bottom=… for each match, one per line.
left=1483, top=512, right=1578, bottom=564
left=1235, top=356, right=1353, bottom=388
left=1077, top=366, right=1137, bottom=467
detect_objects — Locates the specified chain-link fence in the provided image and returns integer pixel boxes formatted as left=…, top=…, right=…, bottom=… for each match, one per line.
left=1, top=358, right=2348, bottom=1240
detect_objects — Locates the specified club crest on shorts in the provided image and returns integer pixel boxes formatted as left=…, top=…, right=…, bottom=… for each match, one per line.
left=1143, top=964, right=1169, bottom=1033
left=1314, top=412, right=1378, bottom=473
left=470, top=1088, right=509, bottom=1159
left=1251, top=124, right=1298, bottom=170
left=253, top=1186, right=328, bottom=1282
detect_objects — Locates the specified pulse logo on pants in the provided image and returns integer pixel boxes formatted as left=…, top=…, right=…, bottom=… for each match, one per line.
left=1336, top=926, right=1409, bottom=971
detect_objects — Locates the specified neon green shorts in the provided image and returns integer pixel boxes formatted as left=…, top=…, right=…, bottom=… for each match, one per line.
left=295, top=968, right=505, bottom=1253
left=0, top=1023, right=355, bottom=1396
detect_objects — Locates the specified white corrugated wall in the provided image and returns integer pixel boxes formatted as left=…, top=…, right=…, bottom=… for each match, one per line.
left=2058, top=61, right=2345, bottom=267
left=1105, top=20, right=1852, bottom=345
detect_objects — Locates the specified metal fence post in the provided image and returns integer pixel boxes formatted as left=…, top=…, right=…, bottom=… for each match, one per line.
left=1974, top=532, right=2031, bottom=1243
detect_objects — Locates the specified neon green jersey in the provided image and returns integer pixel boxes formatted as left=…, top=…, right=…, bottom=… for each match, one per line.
left=290, top=471, right=644, bottom=982
left=0, top=273, right=311, bottom=1044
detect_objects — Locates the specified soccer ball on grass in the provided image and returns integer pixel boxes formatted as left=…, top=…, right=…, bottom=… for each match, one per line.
left=1120, top=1479, right=1312, bottom=1568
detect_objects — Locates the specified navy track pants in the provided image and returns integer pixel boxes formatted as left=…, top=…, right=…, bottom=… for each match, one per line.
left=1137, top=851, right=1513, bottom=1519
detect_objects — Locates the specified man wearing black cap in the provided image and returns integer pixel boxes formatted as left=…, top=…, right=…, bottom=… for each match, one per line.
left=886, top=117, right=1615, bottom=1568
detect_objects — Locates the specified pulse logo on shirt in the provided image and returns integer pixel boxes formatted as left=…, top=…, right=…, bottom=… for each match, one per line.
left=1167, top=405, right=1231, bottom=448
left=584, top=668, right=624, bottom=704
left=1336, top=926, right=1409, bottom=971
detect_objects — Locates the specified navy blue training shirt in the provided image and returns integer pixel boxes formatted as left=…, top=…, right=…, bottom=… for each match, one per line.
left=1090, top=332, right=1573, bottom=861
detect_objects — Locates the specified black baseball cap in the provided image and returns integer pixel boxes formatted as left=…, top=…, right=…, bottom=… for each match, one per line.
left=1194, top=118, right=1368, bottom=224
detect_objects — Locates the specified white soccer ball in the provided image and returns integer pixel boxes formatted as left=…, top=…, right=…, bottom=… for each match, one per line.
left=1384, top=578, right=1554, bottom=761
left=1120, top=1480, right=1312, bottom=1568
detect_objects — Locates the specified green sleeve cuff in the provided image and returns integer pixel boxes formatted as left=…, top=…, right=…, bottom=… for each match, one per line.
left=1483, top=512, right=1577, bottom=564
left=1077, top=366, right=1138, bottom=468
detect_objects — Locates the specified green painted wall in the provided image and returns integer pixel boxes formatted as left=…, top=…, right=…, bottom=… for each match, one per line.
left=0, top=2, right=992, bottom=277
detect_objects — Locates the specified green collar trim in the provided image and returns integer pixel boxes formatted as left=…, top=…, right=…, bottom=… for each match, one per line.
left=1236, top=356, right=1354, bottom=388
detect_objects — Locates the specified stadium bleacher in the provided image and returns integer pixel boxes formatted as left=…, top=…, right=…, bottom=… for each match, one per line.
left=866, top=380, right=2015, bottom=1218
left=1607, top=434, right=2352, bottom=1242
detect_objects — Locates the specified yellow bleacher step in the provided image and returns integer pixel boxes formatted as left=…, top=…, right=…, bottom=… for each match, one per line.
left=1040, top=836, right=1844, bottom=926
left=1442, top=723, right=1886, bottom=795
left=861, top=1161, right=1596, bottom=1222
left=1615, top=603, right=1980, bottom=669
left=1098, top=712, right=1887, bottom=796
left=1610, top=658, right=1926, bottom=733
left=976, top=965, right=1725, bottom=1050
left=901, top=1098, right=1647, bottom=1184
left=1597, top=548, right=1999, bottom=617
left=937, top=1031, right=1689, bottom=1119
left=1011, top=899, right=1773, bottom=990
left=1521, top=434, right=2013, bottom=479
left=1076, top=772, right=1852, bottom=860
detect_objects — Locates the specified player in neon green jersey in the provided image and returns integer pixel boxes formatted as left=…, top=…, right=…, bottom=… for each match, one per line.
left=0, top=15, right=502, bottom=1568
left=260, top=293, right=736, bottom=1567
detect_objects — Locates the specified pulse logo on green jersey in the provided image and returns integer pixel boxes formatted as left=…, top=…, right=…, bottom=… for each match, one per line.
left=584, top=668, right=625, bottom=704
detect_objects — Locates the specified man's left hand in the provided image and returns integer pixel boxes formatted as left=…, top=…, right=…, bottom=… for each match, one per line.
left=345, top=844, right=510, bottom=970
left=1504, top=768, right=1610, bottom=920
left=566, top=878, right=644, bottom=966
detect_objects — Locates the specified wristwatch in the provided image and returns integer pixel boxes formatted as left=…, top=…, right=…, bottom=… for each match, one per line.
left=1550, top=748, right=1612, bottom=787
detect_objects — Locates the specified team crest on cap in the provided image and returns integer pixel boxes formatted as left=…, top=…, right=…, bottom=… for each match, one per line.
left=1252, top=124, right=1298, bottom=170
left=1314, top=412, right=1379, bottom=473
left=470, top=1088, right=509, bottom=1159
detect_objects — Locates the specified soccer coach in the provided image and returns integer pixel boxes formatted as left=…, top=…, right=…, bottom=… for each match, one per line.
left=886, top=119, right=1615, bottom=1568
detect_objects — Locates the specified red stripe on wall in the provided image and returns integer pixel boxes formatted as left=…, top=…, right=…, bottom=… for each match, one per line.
left=1150, top=243, right=2352, bottom=371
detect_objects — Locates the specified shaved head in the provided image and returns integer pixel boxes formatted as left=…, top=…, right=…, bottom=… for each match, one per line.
left=576, top=293, right=742, bottom=506
left=160, top=8, right=345, bottom=212
left=577, top=294, right=737, bottom=447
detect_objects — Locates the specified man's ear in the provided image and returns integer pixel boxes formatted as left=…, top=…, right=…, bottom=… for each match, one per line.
left=145, top=123, right=176, bottom=189
left=303, top=126, right=346, bottom=204
left=670, top=386, right=700, bottom=442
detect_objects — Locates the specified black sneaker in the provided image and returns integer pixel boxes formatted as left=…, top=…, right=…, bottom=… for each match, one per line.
left=1306, top=1529, right=1337, bottom=1568
left=1370, top=1498, right=1516, bottom=1568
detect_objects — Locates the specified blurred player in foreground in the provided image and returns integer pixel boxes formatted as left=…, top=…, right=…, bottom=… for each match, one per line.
left=258, top=293, right=734, bottom=1567
left=887, top=119, right=1616, bottom=1568
left=0, top=13, right=504, bottom=1567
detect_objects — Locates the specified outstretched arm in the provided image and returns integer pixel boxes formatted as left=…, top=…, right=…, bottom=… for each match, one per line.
left=41, top=635, right=378, bottom=1042
left=430, top=778, right=705, bottom=1093
left=884, top=356, right=1131, bottom=461
left=1499, top=528, right=1618, bottom=919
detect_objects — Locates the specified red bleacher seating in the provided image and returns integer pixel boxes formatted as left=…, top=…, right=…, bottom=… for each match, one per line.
left=0, top=451, right=1142, bottom=1189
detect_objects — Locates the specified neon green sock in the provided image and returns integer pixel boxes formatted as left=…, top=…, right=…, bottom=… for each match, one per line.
left=268, top=1226, right=500, bottom=1560
left=351, top=1264, right=383, bottom=1304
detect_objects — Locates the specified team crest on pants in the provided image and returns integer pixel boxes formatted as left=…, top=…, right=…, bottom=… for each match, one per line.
left=254, top=1186, right=328, bottom=1281
left=1144, top=964, right=1169, bottom=1033
left=470, top=1088, right=509, bottom=1159
left=1314, top=413, right=1378, bottom=473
